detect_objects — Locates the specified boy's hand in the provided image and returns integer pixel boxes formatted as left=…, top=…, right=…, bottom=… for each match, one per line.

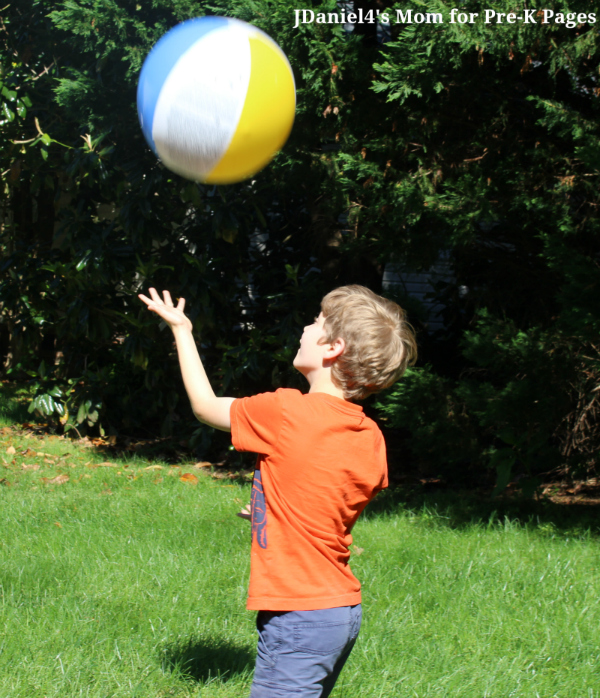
left=138, top=288, right=193, bottom=333
left=236, top=504, right=252, bottom=521
left=138, top=287, right=234, bottom=431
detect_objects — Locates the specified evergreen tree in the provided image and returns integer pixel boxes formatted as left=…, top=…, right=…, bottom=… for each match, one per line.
left=1, top=0, right=598, bottom=485
left=371, top=1, right=600, bottom=487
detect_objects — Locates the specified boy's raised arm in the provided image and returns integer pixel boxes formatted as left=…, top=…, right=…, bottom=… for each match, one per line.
left=138, top=288, right=234, bottom=432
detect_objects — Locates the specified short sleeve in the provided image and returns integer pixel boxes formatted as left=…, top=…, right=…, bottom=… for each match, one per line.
left=375, top=432, right=389, bottom=490
left=230, top=390, right=284, bottom=455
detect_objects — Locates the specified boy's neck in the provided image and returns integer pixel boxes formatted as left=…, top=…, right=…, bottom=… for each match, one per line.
left=307, top=373, right=347, bottom=400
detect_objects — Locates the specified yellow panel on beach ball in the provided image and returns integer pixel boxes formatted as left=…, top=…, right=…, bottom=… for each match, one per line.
left=205, top=34, right=296, bottom=184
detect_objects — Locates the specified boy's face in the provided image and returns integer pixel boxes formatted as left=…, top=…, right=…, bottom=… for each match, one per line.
left=293, top=312, right=330, bottom=376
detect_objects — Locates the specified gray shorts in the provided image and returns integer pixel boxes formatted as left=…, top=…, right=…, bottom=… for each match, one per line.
left=249, top=604, right=362, bottom=698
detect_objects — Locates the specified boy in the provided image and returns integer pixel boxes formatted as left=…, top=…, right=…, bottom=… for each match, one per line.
left=139, top=285, right=417, bottom=697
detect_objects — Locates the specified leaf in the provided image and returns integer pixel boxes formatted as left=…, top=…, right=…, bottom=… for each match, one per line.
left=0, top=478, right=12, bottom=486
left=59, top=406, right=69, bottom=425
left=1, top=102, right=14, bottom=122
left=42, top=474, right=69, bottom=485
left=38, top=394, right=56, bottom=415
left=144, top=465, right=163, bottom=471
left=75, top=251, right=92, bottom=272
left=97, top=462, right=118, bottom=467
left=211, top=471, right=234, bottom=480
left=221, top=227, right=238, bottom=243
left=1, top=86, right=17, bottom=101
left=76, top=401, right=87, bottom=424
left=22, top=464, right=40, bottom=471
left=192, top=461, right=212, bottom=469
left=6, top=446, right=16, bottom=455
left=179, top=473, right=198, bottom=485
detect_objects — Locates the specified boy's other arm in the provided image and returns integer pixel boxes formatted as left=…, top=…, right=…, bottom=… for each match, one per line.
left=170, top=324, right=234, bottom=431
left=138, top=288, right=234, bottom=432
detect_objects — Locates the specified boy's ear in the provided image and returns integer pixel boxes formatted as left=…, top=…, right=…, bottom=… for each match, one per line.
left=325, top=337, right=345, bottom=360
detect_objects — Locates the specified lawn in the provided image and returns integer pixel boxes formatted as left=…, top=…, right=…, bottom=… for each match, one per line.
left=1, top=385, right=599, bottom=697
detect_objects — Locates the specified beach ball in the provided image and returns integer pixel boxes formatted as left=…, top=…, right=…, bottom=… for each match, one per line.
left=137, top=16, right=296, bottom=184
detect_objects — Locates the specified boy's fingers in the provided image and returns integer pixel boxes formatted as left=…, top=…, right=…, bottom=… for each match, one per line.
left=138, top=297, right=160, bottom=313
left=148, top=288, right=162, bottom=303
left=140, top=289, right=187, bottom=320
left=139, top=295, right=162, bottom=313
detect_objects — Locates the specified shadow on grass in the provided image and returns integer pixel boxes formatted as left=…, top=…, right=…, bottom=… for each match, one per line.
left=161, top=636, right=255, bottom=684
left=365, top=486, right=600, bottom=535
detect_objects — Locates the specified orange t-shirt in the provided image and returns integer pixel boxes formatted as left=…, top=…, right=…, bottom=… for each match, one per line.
left=230, top=388, right=388, bottom=611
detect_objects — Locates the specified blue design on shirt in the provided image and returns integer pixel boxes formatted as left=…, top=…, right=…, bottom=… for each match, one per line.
left=251, top=469, right=268, bottom=549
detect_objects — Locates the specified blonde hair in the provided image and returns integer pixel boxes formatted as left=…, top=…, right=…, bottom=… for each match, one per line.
left=320, top=285, right=417, bottom=401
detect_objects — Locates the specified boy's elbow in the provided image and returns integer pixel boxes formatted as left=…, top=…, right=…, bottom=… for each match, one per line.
left=193, top=412, right=230, bottom=433
left=192, top=397, right=234, bottom=432
left=192, top=407, right=218, bottom=428
left=190, top=396, right=216, bottom=423
left=193, top=409, right=209, bottom=425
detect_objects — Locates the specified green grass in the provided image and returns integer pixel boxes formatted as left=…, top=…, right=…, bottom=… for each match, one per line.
left=1, top=386, right=599, bottom=697
left=344, top=512, right=599, bottom=697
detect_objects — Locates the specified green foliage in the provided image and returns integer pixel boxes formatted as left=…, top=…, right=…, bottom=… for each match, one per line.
left=378, top=311, right=598, bottom=491
left=0, top=0, right=334, bottom=452
left=376, top=366, right=480, bottom=479
left=26, top=359, right=112, bottom=435
left=370, top=0, right=600, bottom=488
left=1, top=0, right=599, bottom=484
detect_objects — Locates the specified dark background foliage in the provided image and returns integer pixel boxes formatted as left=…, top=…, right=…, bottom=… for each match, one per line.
left=1, top=0, right=598, bottom=490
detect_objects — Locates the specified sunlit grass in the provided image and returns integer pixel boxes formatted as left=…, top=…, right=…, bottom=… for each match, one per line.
left=344, top=512, right=600, bottom=697
left=1, top=385, right=599, bottom=697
